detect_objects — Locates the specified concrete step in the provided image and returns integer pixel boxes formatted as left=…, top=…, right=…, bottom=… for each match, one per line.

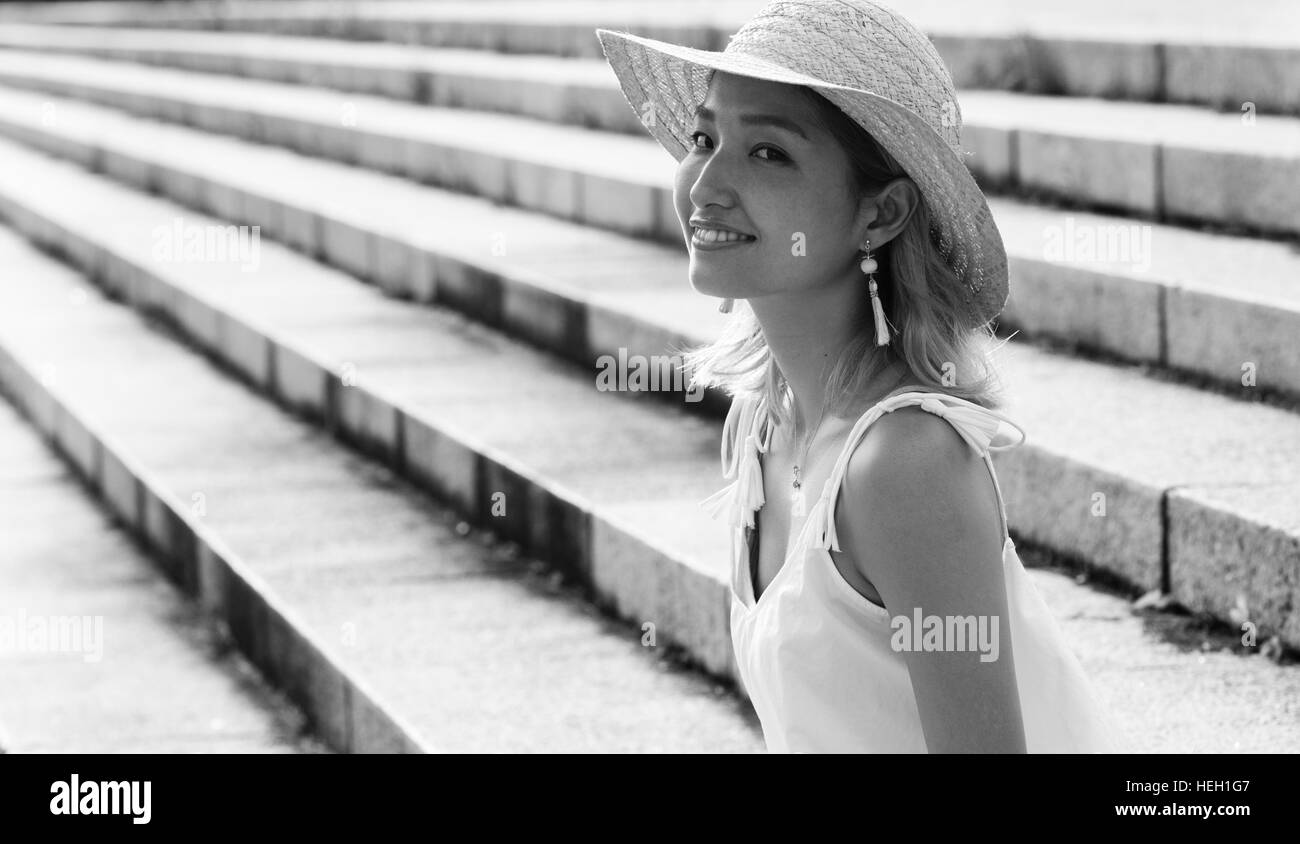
left=0, top=135, right=1296, bottom=669
left=0, top=226, right=765, bottom=753
left=1, top=0, right=1297, bottom=113
left=0, top=25, right=627, bottom=129
left=0, top=48, right=1297, bottom=239
left=0, top=82, right=1295, bottom=408
left=0, top=373, right=325, bottom=753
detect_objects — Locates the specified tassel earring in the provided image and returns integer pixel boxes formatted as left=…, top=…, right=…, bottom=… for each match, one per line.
left=861, top=240, right=890, bottom=346
left=719, top=298, right=734, bottom=313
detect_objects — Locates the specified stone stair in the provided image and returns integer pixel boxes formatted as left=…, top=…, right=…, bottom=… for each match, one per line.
left=0, top=0, right=1296, bottom=752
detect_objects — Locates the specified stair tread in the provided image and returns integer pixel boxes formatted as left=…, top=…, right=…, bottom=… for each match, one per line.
left=0, top=23, right=620, bottom=84
left=962, top=90, right=1300, bottom=153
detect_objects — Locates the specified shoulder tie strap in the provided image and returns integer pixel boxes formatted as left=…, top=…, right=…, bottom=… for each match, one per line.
left=910, top=393, right=1026, bottom=454
left=805, top=391, right=1027, bottom=552
left=699, top=393, right=772, bottom=529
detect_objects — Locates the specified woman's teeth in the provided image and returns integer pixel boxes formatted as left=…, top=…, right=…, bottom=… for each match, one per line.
left=694, top=227, right=755, bottom=243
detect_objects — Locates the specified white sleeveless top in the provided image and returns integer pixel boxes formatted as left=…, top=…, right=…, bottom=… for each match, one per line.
left=701, top=388, right=1129, bottom=753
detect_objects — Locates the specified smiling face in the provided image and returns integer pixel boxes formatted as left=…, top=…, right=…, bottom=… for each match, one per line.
left=674, top=71, right=872, bottom=303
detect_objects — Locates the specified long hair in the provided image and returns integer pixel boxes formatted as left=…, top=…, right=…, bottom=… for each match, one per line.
left=682, top=85, right=1012, bottom=429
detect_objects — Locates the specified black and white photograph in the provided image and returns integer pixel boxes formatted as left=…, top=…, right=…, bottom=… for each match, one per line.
left=0, top=0, right=1295, bottom=796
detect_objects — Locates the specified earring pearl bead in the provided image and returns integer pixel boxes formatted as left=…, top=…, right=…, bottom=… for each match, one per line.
left=860, top=257, right=878, bottom=274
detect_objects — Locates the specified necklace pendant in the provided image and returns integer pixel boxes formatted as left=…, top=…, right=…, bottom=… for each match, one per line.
left=790, top=486, right=806, bottom=519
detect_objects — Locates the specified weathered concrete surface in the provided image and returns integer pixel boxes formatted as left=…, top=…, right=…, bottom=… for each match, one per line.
left=0, top=398, right=324, bottom=753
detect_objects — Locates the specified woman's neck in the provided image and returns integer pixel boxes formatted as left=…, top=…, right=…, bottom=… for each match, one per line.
left=747, top=278, right=897, bottom=432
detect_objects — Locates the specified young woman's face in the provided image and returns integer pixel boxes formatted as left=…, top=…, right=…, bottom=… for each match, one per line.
left=674, top=71, right=867, bottom=302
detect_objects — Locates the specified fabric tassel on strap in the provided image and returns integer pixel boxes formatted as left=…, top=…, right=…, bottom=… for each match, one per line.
left=805, top=489, right=840, bottom=552
left=700, top=394, right=771, bottom=529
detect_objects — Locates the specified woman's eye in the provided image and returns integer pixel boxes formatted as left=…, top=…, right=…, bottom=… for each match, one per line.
left=688, top=132, right=787, bottom=162
left=689, top=130, right=714, bottom=150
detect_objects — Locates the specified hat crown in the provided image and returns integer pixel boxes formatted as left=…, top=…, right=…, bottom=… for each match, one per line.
left=723, top=0, right=962, bottom=152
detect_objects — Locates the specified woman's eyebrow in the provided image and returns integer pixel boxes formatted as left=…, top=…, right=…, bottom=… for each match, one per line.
left=694, top=105, right=810, bottom=141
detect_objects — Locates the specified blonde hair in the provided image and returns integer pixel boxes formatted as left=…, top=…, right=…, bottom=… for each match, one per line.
left=683, top=85, right=1012, bottom=429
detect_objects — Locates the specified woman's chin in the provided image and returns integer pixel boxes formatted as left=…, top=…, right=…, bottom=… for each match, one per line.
left=688, top=273, right=748, bottom=301
left=689, top=283, right=741, bottom=300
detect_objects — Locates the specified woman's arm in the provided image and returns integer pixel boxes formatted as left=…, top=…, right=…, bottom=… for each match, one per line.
left=834, top=406, right=1027, bottom=753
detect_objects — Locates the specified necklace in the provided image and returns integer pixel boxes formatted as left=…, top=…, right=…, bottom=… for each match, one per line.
left=790, top=400, right=828, bottom=493
left=789, top=357, right=835, bottom=495
left=788, top=395, right=829, bottom=520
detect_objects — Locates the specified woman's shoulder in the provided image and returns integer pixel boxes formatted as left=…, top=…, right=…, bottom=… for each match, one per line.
left=831, top=402, right=1005, bottom=614
left=842, top=396, right=983, bottom=496
left=835, top=394, right=1000, bottom=554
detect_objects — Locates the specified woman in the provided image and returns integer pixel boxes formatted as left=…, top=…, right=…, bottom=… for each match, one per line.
left=597, top=0, right=1127, bottom=753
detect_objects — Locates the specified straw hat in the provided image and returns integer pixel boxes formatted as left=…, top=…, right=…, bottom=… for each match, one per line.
left=595, top=0, right=1008, bottom=329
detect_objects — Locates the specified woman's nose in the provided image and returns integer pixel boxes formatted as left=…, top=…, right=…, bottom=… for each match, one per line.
left=685, top=144, right=740, bottom=211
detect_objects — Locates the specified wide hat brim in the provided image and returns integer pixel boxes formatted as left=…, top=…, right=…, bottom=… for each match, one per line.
left=595, top=27, right=1009, bottom=330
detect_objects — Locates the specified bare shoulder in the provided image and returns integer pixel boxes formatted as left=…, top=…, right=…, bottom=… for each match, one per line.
left=836, top=403, right=1004, bottom=596
left=842, top=403, right=984, bottom=504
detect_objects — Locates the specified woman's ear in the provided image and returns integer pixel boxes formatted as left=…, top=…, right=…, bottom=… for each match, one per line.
left=856, top=177, right=920, bottom=249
